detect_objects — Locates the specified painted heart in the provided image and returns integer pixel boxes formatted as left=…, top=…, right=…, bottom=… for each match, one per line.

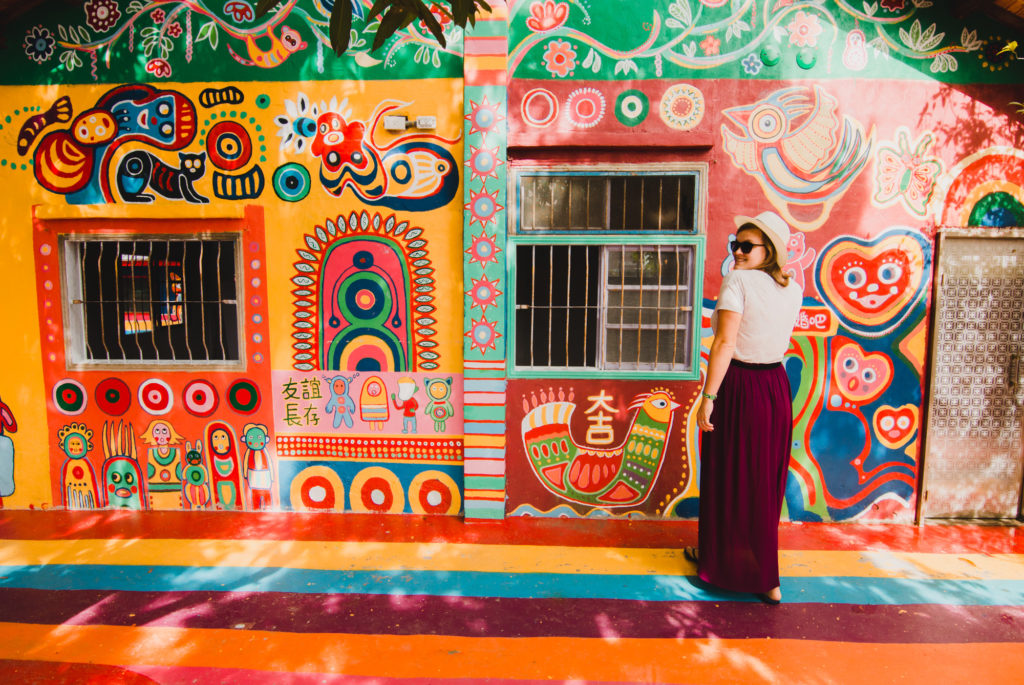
left=830, top=336, right=893, bottom=406
left=815, top=228, right=930, bottom=337
left=872, top=404, right=918, bottom=449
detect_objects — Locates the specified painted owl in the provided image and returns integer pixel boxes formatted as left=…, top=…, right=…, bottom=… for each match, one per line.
left=721, top=85, right=873, bottom=231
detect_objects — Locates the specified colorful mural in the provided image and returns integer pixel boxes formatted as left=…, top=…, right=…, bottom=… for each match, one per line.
left=0, top=396, right=17, bottom=506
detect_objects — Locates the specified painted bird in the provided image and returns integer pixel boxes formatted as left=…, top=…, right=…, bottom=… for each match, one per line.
left=521, top=391, right=680, bottom=507
left=721, top=84, right=873, bottom=231
left=997, top=40, right=1018, bottom=58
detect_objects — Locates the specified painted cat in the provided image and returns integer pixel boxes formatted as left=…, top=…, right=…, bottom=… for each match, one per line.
left=116, top=151, right=209, bottom=203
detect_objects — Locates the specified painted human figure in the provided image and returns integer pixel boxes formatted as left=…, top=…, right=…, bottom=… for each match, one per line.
left=391, top=378, right=420, bottom=434
left=141, top=419, right=185, bottom=509
left=58, top=422, right=97, bottom=509
left=324, top=373, right=358, bottom=429
left=359, top=376, right=389, bottom=431
left=100, top=420, right=146, bottom=510
left=0, top=395, right=17, bottom=504
left=240, top=423, right=274, bottom=511
left=182, top=440, right=211, bottom=510
left=206, top=421, right=243, bottom=510
left=423, top=377, right=454, bottom=433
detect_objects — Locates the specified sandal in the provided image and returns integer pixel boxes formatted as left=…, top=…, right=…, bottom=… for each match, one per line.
left=756, top=590, right=781, bottom=605
left=683, top=546, right=699, bottom=564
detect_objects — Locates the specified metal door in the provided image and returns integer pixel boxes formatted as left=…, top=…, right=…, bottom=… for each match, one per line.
left=922, top=229, right=1024, bottom=519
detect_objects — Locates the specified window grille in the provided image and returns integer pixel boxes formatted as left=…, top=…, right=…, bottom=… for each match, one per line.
left=511, top=169, right=704, bottom=377
left=61, top=236, right=241, bottom=366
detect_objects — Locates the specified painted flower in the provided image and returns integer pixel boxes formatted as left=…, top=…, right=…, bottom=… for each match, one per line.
left=542, top=38, right=576, bottom=77
left=84, top=0, right=121, bottom=33
left=145, top=57, right=172, bottom=78
left=418, top=3, right=453, bottom=33
left=23, top=25, right=55, bottom=63
left=700, top=34, right=720, bottom=56
left=223, top=0, right=254, bottom=23
left=880, top=0, right=905, bottom=11
left=742, top=53, right=762, bottom=75
left=787, top=10, right=822, bottom=48
left=165, top=22, right=182, bottom=38
left=526, top=0, right=569, bottom=32
left=151, top=8, right=166, bottom=24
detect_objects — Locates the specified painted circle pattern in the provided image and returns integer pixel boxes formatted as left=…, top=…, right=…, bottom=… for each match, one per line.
left=521, top=87, right=559, bottom=128
left=206, top=121, right=253, bottom=170
left=349, top=466, right=405, bottom=513
left=273, top=162, right=312, bottom=202
left=53, top=379, right=87, bottom=415
left=95, top=377, right=131, bottom=416
left=227, top=379, right=261, bottom=414
left=615, top=89, right=649, bottom=127
left=408, top=470, right=461, bottom=515
left=289, top=465, right=345, bottom=511
left=660, top=84, right=705, bottom=131
left=182, top=379, right=219, bottom=417
left=566, top=88, right=606, bottom=129
left=138, top=378, right=173, bottom=415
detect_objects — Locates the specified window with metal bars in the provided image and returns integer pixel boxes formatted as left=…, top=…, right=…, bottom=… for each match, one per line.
left=61, top=236, right=241, bottom=367
left=511, top=168, right=705, bottom=378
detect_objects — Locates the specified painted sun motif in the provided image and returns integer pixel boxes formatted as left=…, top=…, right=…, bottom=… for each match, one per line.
left=465, top=186, right=503, bottom=229
left=466, top=275, right=502, bottom=312
left=466, top=95, right=504, bottom=137
left=466, top=315, right=501, bottom=354
left=466, top=231, right=501, bottom=269
left=468, top=144, right=503, bottom=183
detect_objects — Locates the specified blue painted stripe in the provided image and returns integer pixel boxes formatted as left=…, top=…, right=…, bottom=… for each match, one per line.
left=1, top=565, right=1021, bottom=606
left=464, top=447, right=504, bottom=460
left=463, top=422, right=505, bottom=434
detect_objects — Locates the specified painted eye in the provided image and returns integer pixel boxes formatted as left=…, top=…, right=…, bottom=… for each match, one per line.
left=651, top=398, right=668, bottom=409
left=843, top=267, right=867, bottom=289
left=749, top=104, right=785, bottom=143
left=157, top=102, right=171, bottom=116
left=862, top=368, right=877, bottom=383
left=878, top=263, right=903, bottom=284
left=351, top=152, right=364, bottom=164
left=842, top=357, right=858, bottom=372
left=879, top=416, right=895, bottom=431
left=296, top=117, right=316, bottom=137
left=332, top=118, right=342, bottom=130
left=111, top=472, right=122, bottom=483
left=125, top=472, right=135, bottom=485
left=896, top=416, right=912, bottom=430
left=160, top=123, right=173, bottom=137
left=319, top=122, right=329, bottom=134
left=326, top=151, right=340, bottom=167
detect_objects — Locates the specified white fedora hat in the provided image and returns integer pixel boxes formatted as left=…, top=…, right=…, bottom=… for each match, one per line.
left=733, top=211, right=791, bottom=268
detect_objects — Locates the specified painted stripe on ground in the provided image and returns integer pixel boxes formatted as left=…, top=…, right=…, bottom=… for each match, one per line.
left=1, top=539, right=1020, bottom=580
left=0, top=623, right=1020, bottom=684
left=2, top=588, right=1022, bottom=643
left=1, top=564, right=1022, bottom=605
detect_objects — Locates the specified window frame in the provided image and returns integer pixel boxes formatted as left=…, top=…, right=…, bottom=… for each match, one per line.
left=59, top=229, right=246, bottom=372
left=508, top=163, right=707, bottom=381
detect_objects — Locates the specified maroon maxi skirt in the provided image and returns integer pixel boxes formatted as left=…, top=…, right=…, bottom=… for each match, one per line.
left=697, top=359, right=792, bottom=594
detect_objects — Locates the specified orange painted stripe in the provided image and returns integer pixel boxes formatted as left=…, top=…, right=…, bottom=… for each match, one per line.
left=463, top=489, right=505, bottom=500
left=0, top=623, right=1020, bottom=683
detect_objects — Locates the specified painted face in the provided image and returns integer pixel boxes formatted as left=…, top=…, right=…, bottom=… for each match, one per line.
left=111, top=91, right=194, bottom=147
left=105, top=457, right=142, bottom=508
left=873, top=404, right=918, bottom=449
left=427, top=379, right=451, bottom=401
left=732, top=227, right=768, bottom=270
left=210, top=429, right=231, bottom=456
left=311, top=113, right=368, bottom=173
left=72, top=110, right=116, bottom=145
left=333, top=379, right=348, bottom=395
left=63, top=433, right=87, bottom=458
left=830, top=249, right=911, bottom=313
left=185, top=448, right=203, bottom=466
left=152, top=422, right=171, bottom=445
left=830, top=339, right=893, bottom=407
left=243, top=426, right=267, bottom=451
left=280, top=26, right=306, bottom=52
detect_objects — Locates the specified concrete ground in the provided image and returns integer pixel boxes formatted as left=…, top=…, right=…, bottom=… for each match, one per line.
left=0, top=510, right=1021, bottom=684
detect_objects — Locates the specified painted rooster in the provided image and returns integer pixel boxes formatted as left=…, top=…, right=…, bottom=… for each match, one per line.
left=720, top=84, right=873, bottom=231
left=522, top=391, right=680, bottom=507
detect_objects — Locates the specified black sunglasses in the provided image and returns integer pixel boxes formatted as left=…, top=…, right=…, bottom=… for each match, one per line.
left=730, top=240, right=765, bottom=254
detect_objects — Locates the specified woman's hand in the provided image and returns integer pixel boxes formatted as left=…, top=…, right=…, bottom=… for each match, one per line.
left=697, top=398, right=714, bottom=432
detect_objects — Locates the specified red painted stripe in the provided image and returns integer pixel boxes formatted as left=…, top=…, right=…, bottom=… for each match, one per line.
left=0, top=511, right=1020, bottom=553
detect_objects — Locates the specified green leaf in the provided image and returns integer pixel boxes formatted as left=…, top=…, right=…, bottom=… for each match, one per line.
left=372, top=5, right=409, bottom=51
left=330, top=0, right=353, bottom=56
left=405, top=0, right=446, bottom=48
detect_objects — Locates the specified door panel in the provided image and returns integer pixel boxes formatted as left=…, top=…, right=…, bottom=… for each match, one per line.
left=923, top=232, right=1024, bottom=518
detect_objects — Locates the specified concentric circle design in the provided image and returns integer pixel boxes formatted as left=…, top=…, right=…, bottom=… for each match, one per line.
left=565, top=88, right=606, bottom=129
left=408, top=470, right=461, bottom=515
left=521, top=87, right=559, bottom=128
left=615, top=89, right=649, bottom=127
left=349, top=466, right=405, bottom=513
left=53, top=379, right=86, bottom=416
left=272, top=163, right=311, bottom=202
left=289, top=465, right=345, bottom=511
left=227, top=379, right=261, bottom=414
left=660, top=83, right=705, bottom=131
left=95, top=377, right=131, bottom=416
left=182, top=379, right=220, bottom=417
left=206, top=121, right=253, bottom=170
left=748, top=104, right=786, bottom=143
left=138, top=378, right=173, bottom=415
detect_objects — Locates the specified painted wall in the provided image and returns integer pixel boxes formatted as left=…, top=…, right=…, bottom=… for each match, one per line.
left=1, top=0, right=1023, bottom=522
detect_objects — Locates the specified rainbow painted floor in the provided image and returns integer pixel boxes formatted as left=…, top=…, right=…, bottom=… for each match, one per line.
left=0, top=511, right=1021, bottom=684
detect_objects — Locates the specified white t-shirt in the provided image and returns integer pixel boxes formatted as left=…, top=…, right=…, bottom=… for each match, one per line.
left=711, top=269, right=803, bottom=364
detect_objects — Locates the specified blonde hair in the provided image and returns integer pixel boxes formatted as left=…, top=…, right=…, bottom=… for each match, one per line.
left=141, top=419, right=185, bottom=446
left=740, top=224, right=791, bottom=287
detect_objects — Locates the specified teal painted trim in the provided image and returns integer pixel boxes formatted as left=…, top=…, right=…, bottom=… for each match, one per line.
left=511, top=234, right=705, bottom=246
left=467, top=21, right=509, bottom=38
left=465, top=475, right=506, bottom=490
left=464, top=405, right=506, bottom=421
left=463, top=502, right=506, bottom=519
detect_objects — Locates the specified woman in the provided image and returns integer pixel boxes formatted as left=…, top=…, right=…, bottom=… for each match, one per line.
left=686, top=211, right=802, bottom=604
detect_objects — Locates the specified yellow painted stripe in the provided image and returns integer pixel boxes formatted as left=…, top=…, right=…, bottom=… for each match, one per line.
left=0, top=622, right=1020, bottom=683
left=0, top=539, right=1021, bottom=580
left=464, top=55, right=508, bottom=70
left=463, top=434, right=505, bottom=447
